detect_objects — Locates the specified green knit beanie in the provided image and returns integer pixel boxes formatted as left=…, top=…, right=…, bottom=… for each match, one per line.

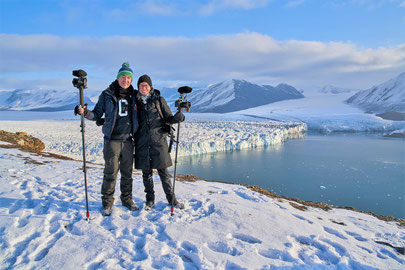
left=117, top=62, right=134, bottom=81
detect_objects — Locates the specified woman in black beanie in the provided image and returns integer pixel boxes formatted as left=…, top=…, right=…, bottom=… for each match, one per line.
left=134, top=74, right=185, bottom=210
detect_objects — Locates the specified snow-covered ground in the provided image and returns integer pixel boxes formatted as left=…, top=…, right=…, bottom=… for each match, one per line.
left=0, top=146, right=404, bottom=269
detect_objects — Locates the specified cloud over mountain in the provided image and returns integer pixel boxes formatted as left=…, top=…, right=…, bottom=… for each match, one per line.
left=1, top=33, right=404, bottom=92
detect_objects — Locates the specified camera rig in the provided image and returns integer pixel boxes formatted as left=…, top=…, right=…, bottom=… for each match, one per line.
left=175, top=86, right=192, bottom=112
left=171, top=85, right=192, bottom=216
left=72, top=69, right=90, bottom=220
left=72, top=69, right=88, bottom=90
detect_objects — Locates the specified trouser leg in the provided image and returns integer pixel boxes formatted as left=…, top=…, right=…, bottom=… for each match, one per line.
left=102, top=140, right=120, bottom=207
left=157, top=168, right=175, bottom=204
left=119, top=139, right=134, bottom=202
left=142, top=169, right=155, bottom=202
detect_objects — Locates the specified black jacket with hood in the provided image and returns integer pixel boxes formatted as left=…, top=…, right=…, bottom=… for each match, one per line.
left=134, top=89, right=183, bottom=170
left=86, top=81, right=139, bottom=141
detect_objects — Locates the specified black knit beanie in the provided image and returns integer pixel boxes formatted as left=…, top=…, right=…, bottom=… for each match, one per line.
left=137, top=74, right=152, bottom=88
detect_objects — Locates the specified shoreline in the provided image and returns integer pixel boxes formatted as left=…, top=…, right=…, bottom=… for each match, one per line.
left=1, top=129, right=403, bottom=226
left=175, top=173, right=405, bottom=227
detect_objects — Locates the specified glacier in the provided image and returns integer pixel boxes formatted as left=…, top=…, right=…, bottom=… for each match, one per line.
left=0, top=116, right=306, bottom=164
left=176, top=121, right=306, bottom=156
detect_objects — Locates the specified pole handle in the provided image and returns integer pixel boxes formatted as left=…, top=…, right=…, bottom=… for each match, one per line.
left=79, top=87, right=84, bottom=106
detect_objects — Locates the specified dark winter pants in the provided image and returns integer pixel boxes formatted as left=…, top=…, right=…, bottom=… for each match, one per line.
left=142, top=168, right=175, bottom=204
left=101, top=139, right=134, bottom=208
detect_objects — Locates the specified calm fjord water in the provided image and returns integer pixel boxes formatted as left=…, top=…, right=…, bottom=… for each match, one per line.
left=175, top=133, right=405, bottom=218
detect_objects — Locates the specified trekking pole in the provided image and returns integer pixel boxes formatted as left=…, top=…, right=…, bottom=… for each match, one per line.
left=72, top=70, right=90, bottom=221
left=171, top=86, right=192, bottom=216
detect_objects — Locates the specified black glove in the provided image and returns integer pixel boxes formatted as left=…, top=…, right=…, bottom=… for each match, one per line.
left=173, top=111, right=185, bottom=122
left=74, top=103, right=88, bottom=116
left=96, top=118, right=105, bottom=126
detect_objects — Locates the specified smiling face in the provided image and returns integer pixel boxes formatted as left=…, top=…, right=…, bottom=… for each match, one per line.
left=138, top=82, right=151, bottom=96
left=117, top=74, right=132, bottom=89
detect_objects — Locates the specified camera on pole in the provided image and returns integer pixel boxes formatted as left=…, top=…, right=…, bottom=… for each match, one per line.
left=72, top=70, right=88, bottom=90
left=72, top=69, right=90, bottom=221
left=175, top=86, right=192, bottom=112
left=171, top=86, right=192, bottom=216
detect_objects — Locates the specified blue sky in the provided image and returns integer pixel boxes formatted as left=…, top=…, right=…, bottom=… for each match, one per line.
left=1, top=0, right=405, bottom=91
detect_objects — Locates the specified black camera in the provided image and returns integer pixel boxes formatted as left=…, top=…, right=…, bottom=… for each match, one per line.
left=175, top=86, right=192, bottom=111
left=72, top=69, right=88, bottom=89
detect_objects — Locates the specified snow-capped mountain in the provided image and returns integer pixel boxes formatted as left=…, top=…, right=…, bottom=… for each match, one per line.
left=0, top=88, right=96, bottom=111
left=346, top=72, right=405, bottom=113
left=318, top=85, right=357, bottom=94
left=185, top=79, right=304, bottom=113
left=158, top=87, right=184, bottom=105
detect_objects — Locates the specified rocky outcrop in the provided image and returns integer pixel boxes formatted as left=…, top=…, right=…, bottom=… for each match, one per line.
left=0, top=130, right=45, bottom=153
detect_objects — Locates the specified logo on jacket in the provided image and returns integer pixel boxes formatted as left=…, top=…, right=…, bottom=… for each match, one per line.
left=118, top=99, right=129, bottom=116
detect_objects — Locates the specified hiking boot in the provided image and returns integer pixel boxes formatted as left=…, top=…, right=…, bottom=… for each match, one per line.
left=173, top=200, right=185, bottom=210
left=122, top=200, right=139, bottom=211
left=145, top=201, right=155, bottom=211
left=101, top=204, right=113, bottom=216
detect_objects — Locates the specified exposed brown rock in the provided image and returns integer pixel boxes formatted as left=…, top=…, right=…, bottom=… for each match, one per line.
left=0, top=130, right=45, bottom=153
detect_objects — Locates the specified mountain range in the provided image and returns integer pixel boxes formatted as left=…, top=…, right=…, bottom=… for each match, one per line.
left=0, top=89, right=95, bottom=111
left=318, top=85, right=358, bottom=94
left=0, top=79, right=304, bottom=113
left=167, top=79, right=304, bottom=113
left=346, top=72, right=405, bottom=113
left=1, top=74, right=404, bottom=115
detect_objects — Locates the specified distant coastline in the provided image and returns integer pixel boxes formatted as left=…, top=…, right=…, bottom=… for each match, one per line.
left=375, top=111, right=405, bottom=121
left=374, top=111, right=405, bottom=138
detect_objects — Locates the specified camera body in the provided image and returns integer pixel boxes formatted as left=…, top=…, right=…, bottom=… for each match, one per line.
left=175, top=100, right=191, bottom=109
left=72, top=70, right=88, bottom=89
left=175, top=86, right=192, bottom=111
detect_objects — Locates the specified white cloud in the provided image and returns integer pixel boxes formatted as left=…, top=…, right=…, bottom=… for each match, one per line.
left=96, top=0, right=272, bottom=17
left=199, top=0, right=271, bottom=15
left=0, top=33, right=404, bottom=91
left=285, top=0, right=306, bottom=8
left=133, top=0, right=182, bottom=16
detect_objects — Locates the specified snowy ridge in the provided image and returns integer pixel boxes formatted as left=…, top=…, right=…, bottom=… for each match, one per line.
left=0, top=88, right=95, bottom=111
left=0, top=120, right=306, bottom=163
left=0, top=146, right=403, bottom=269
left=190, top=80, right=236, bottom=111
left=346, top=72, right=405, bottom=113
left=187, top=79, right=304, bottom=113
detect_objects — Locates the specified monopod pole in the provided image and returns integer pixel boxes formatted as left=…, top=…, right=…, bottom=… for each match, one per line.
left=170, top=118, right=181, bottom=216
left=79, top=87, right=90, bottom=220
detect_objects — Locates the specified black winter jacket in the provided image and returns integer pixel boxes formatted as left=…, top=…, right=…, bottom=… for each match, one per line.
left=134, top=89, right=183, bottom=170
left=86, top=81, right=139, bottom=141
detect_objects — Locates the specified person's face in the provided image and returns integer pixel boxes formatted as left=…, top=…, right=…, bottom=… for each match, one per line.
left=118, top=75, right=132, bottom=89
left=139, top=82, right=151, bottom=96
